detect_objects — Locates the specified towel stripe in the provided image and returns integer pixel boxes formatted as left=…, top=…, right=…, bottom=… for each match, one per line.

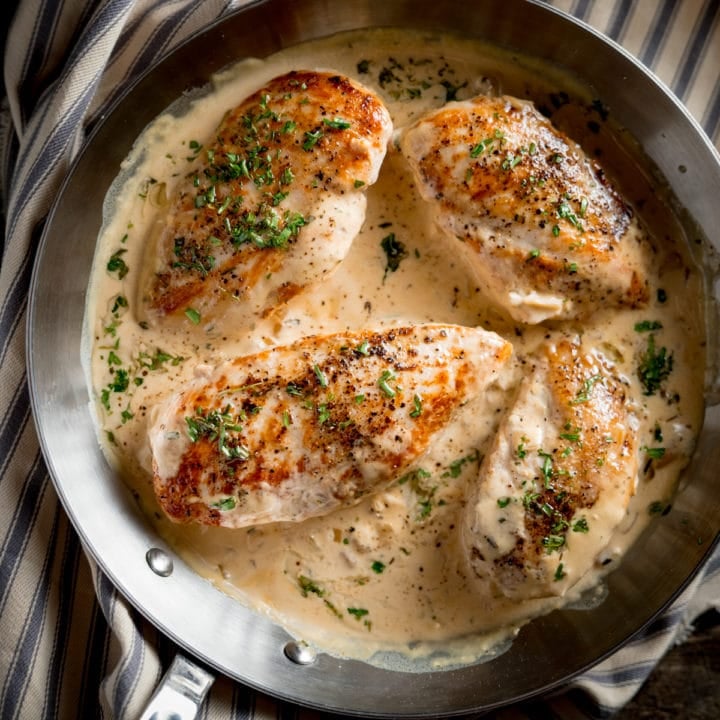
left=0, top=2, right=717, bottom=719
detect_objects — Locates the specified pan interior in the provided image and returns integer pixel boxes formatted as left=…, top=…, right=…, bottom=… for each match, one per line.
left=27, top=1, right=720, bottom=716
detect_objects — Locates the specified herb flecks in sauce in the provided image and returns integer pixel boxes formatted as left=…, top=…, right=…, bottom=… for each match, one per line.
left=380, top=233, right=408, bottom=279
left=638, top=333, right=674, bottom=396
left=87, top=28, right=705, bottom=670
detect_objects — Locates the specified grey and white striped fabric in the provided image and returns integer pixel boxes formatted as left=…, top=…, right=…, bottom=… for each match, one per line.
left=1, top=1, right=719, bottom=718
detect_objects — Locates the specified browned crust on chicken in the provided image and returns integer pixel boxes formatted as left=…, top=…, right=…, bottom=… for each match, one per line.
left=150, top=324, right=512, bottom=527
left=142, top=70, right=392, bottom=322
left=463, top=338, right=639, bottom=598
left=400, top=95, right=650, bottom=322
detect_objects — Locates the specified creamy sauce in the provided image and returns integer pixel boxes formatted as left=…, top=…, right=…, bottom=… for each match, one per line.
left=84, top=29, right=707, bottom=670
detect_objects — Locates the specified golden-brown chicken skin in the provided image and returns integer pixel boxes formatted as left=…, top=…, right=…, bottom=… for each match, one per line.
left=140, top=70, right=393, bottom=325
left=462, top=338, right=640, bottom=599
left=399, top=94, right=650, bottom=323
left=149, top=324, right=512, bottom=527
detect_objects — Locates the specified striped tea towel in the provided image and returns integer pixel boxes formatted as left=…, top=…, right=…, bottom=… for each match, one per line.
left=0, top=1, right=718, bottom=718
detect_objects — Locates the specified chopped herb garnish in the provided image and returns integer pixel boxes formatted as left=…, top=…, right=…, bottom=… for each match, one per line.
left=312, top=363, right=328, bottom=388
left=323, top=118, right=351, bottom=130
left=556, top=200, right=584, bottom=232
left=398, top=468, right=437, bottom=520
left=377, top=369, right=398, bottom=398
left=442, top=451, right=480, bottom=479
left=634, top=320, right=663, bottom=333
left=538, top=450, right=554, bottom=488
left=111, top=295, right=128, bottom=314
left=354, top=179, right=366, bottom=188
left=298, top=575, right=325, bottom=597
left=137, top=348, right=184, bottom=371
left=371, top=561, right=385, bottom=574
left=497, top=497, right=511, bottom=508
left=107, top=249, right=129, bottom=279
left=302, top=129, right=323, bottom=150
left=554, top=563, right=566, bottom=581
left=355, top=340, right=370, bottom=356
left=185, top=405, right=248, bottom=460
left=317, top=403, right=331, bottom=425
left=559, top=426, right=581, bottom=442
left=542, top=534, right=566, bottom=553
left=184, top=308, right=201, bottom=325
left=380, top=233, right=408, bottom=278
left=286, top=382, right=304, bottom=397
left=570, top=374, right=602, bottom=404
left=347, top=607, right=369, bottom=619
left=638, top=334, right=673, bottom=396
left=212, top=497, right=236, bottom=511
left=227, top=206, right=308, bottom=249
left=642, top=446, right=666, bottom=460
left=501, top=153, right=523, bottom=170
left=409, top=393, right=423, bottom=418
left=572, top=517, right=590, bottom=533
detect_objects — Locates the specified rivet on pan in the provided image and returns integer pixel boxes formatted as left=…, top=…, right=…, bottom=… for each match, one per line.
left=146, top=547, right=174, bottom=577
left=284, top=640, right=317, bottom=665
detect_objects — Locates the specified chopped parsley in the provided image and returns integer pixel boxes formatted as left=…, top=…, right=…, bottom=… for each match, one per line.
left=409, top=393, right=423, bottom=418
left=570, top=374, right=602, bottom=404
left=185, top=405, right=249, bottom=460
left=355, top=340, right=370, bottom=356
left=313, top=363, right=328, bottom=388
left=302, top=129, right=323, bottom=150
left=442, top=451, right=480, bottom=479
left=323, top=117, right=351, bottom=130
left=638, top=334, right=673, bottom=396
left=184, top=308, right=201, bottom=325
left=106, top=249, right=129, bottom=279
left=542, top=534, right=566, bottom=553
left=642, top=446, right=666, bottom=460
left=380, top=233, right=408, bottom=278
left=377, top=369, right=398, bottom=398
left=347, top=607, right=369, bottom=620
left=212, top=497, right=236, bottom=511
left=298, top=575, right=325, bottom=597
left=572, top=517, right=590, bottom=533
left=371, top=561, right=385, bottom=574
left=634, top=320, right=663, bottom=333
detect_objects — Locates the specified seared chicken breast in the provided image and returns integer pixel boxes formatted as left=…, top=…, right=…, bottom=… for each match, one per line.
left=398, top=95, right=649, bottom=323
left=462, top=338, right=639, bottom=599
left=140, top=70, right=393, bottom=325
left=149, top=324, right=512, bottom=527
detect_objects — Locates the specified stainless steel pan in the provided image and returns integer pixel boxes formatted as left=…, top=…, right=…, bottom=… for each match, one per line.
left=27, top=0, right=720, bottom=716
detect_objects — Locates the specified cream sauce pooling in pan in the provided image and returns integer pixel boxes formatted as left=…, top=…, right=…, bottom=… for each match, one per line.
left=85, top=29, right=706, bottom=669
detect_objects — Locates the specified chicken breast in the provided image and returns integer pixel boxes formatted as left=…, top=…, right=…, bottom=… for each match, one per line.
left=398, top=94, right=649, bottom=324
left=462, top=337, right=639, bottom=599
left=149, top=324, right=512, bottom=527
left=140, top=70, right=393, bottom=325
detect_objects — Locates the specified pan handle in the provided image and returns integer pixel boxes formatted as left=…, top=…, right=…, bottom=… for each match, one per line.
left=138, top=653, right=215, bottom=720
